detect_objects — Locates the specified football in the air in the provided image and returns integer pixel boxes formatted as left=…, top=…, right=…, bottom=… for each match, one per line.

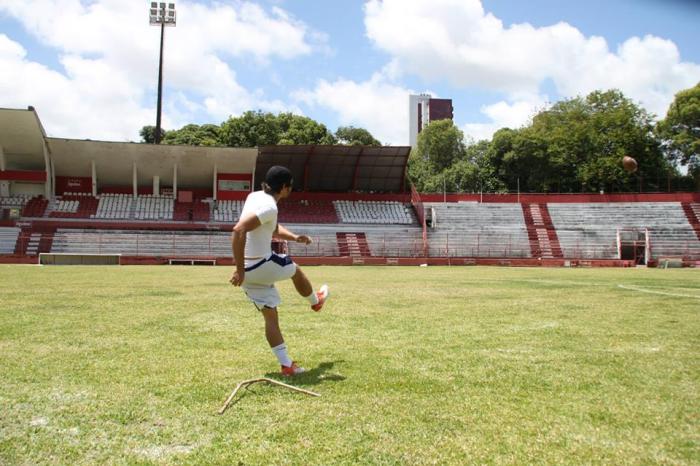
left=622, top=156, right=638, bottom=173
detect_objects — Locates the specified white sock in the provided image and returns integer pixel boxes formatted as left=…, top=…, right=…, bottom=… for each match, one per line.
left=271, top=343, right=293, bottom=367
left=305, top=291, right=319, bottom=305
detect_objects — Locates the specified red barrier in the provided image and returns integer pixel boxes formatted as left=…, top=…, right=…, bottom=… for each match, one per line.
left=0, top=170, right=46, bottom=182
left=0, top=255, right=38, bottom=264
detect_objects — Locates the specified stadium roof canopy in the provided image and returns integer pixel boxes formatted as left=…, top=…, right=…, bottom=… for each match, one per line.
left=47, top=138, right=257, bottom=188
left=1, top=108, right=411, bottom=194
left=256, top=145, right=411, bottom=193
left=0, top=107, right=49, bottom=171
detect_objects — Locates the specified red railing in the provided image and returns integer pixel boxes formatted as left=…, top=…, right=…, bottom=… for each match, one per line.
left=410, top=184, right=428, bottom=256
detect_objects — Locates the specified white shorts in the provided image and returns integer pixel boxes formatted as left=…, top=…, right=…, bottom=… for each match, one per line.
left=242, top=253, right=297, bottom=309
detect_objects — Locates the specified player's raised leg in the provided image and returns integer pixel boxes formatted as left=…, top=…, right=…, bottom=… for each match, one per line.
left=291, top=265, right=330, bottom=312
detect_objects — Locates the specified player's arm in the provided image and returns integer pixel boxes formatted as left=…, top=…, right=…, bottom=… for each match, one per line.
left=229, top=212, right=262, bottom=286
left=275, top=224, right=312, bottom=245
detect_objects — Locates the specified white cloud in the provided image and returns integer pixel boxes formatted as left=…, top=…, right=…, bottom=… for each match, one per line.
left=0, top=34, right=152, bottom=140
left=365, top=0, right=700, bottom=137
left=463, top=94, right=549, bottom=142
left=293, top=70, right=413, bottom=145
left=0, top=0, right=320, bottom=139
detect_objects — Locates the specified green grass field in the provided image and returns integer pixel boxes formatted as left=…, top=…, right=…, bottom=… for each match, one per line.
left=1, top=264, right=698, bottom=465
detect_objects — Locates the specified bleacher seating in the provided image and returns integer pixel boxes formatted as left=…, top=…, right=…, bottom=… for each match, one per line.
left=95, top=194, right=133, bottom=219
left=0, top=226, right=20, bottom=254
left=134, top=195, right=174, bottom=220
left=49, top=194, right=99, bottom=218
left=364, top=227, right=423, bottom=256
left=0, top=195, right=31, bottom=210
left=283, top=226, right=340, bottom=257
left=212, top=200, right=243, bottom=223
left=278, top=199, right=338, bottom=223
left=48, top=223, right=425, bottom=258
left=548, top=202, right=700, bottom=260
left=273, top=224, right=423, bottom=257
left=51, top=228, right=232, bottom=256
left=334, top=200, right=415, bottom=224
left=60, top=192, right=92, bottom=197
left=5, top=193, right=700, bottom=262
left=212, top=199, right=340, bottom=224
left=54, top=199, right=79, bottom=214
left=425, top=202, right=532, bottom=257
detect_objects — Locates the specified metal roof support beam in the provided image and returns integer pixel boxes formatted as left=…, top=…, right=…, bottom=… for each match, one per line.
left=132, top=161, right=138, bottom=198
left=213, top=163, right=218, bottom=201
left=0, top=145, right=8, bottom=197
left=43, top=139, right=52, bottom=199
left=91, top=160, right=97, bottom=197
left=0, top=148, right=7, bottom=197
left=50, top=159, right=55, bottom=197
left=401, top=149, right=410, bottom=192
left=351, top=147, right=364, bottom=191
left=153, top=175, right=160, bottom=197
left=173, top=163, right=178, bottom=198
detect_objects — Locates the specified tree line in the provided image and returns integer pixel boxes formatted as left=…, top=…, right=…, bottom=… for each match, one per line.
left=140, top=110, right=380, bottom=147
left=141, top=83, right=699, bottom=193
left=410, top=85, right=699, bottom=193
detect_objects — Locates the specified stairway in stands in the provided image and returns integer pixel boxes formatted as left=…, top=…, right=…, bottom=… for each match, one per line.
left=681, top=202, right=700, bottom=240
left=14, top=225, right=56, bottom=256
left=14, top=226, right=32, bottom=255
left=336, top=232, right=371, bottom=257
left=521, top=203, right=563, bottom=259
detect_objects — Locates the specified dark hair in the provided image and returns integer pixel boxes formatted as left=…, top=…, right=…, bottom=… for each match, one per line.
left=262, top=165, right=293, bottom=194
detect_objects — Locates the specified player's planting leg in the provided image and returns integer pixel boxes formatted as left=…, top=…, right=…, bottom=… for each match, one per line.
left=261, top=306, right=283, bottom=347
left=261, top=306, right=305, bottom=376
left=291, top=266, right=330, bottom=312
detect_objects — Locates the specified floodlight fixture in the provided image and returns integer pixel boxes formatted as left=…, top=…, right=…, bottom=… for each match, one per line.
left=149, top=2, right=176, bottom=144
left=150, top=2, right=176, bottom=26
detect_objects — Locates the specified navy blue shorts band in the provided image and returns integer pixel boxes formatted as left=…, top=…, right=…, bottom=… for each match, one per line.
left=244, top=253, right=293, bottom=272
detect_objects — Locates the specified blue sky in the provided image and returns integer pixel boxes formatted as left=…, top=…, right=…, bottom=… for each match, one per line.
left=1, top=0, right=699, bottom=145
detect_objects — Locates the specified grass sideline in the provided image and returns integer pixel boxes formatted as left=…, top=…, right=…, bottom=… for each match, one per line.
left=0, top=264, right=698, bottom=465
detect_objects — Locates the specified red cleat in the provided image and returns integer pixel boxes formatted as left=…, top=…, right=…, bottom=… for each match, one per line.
left=311, top=284, right=330, bottom=312
left=281, top=362, right=306, bottom=377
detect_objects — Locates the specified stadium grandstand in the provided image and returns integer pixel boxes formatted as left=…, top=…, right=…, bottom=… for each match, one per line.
left=1, top=107, right=699, bottom=267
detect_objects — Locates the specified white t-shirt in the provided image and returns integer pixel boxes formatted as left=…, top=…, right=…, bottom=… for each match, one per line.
left=240, top=190, right=278, bottom=259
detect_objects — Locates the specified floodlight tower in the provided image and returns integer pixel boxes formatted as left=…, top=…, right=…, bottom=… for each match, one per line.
left=149, top=2, right=176, bottom=144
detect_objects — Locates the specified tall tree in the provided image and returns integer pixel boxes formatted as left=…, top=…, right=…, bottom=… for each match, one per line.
left=582, top=90, right=667, bottom=192
left=656, top=82, right=700, bottom=177
left=161, top=124, right=221, bottom=146
left=219, top=111, right=281, bottom=147
left=482, top=90, right=669, bottom=193
left=408, top=120, right=470, bottom=192
left=413, top=119, right=467, bottom=172
left=277, top=113, right=336, bottom=145
left=335, top=126, right=381, bottom=146
left=219, top=111, right=336, bottom=147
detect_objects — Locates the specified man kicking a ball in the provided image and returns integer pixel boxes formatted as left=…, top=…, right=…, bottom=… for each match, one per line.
left=230, top=165, right=329, bottom=376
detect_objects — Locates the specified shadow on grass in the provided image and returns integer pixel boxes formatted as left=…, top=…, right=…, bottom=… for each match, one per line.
left=264, top=360, right=347, bottom=386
